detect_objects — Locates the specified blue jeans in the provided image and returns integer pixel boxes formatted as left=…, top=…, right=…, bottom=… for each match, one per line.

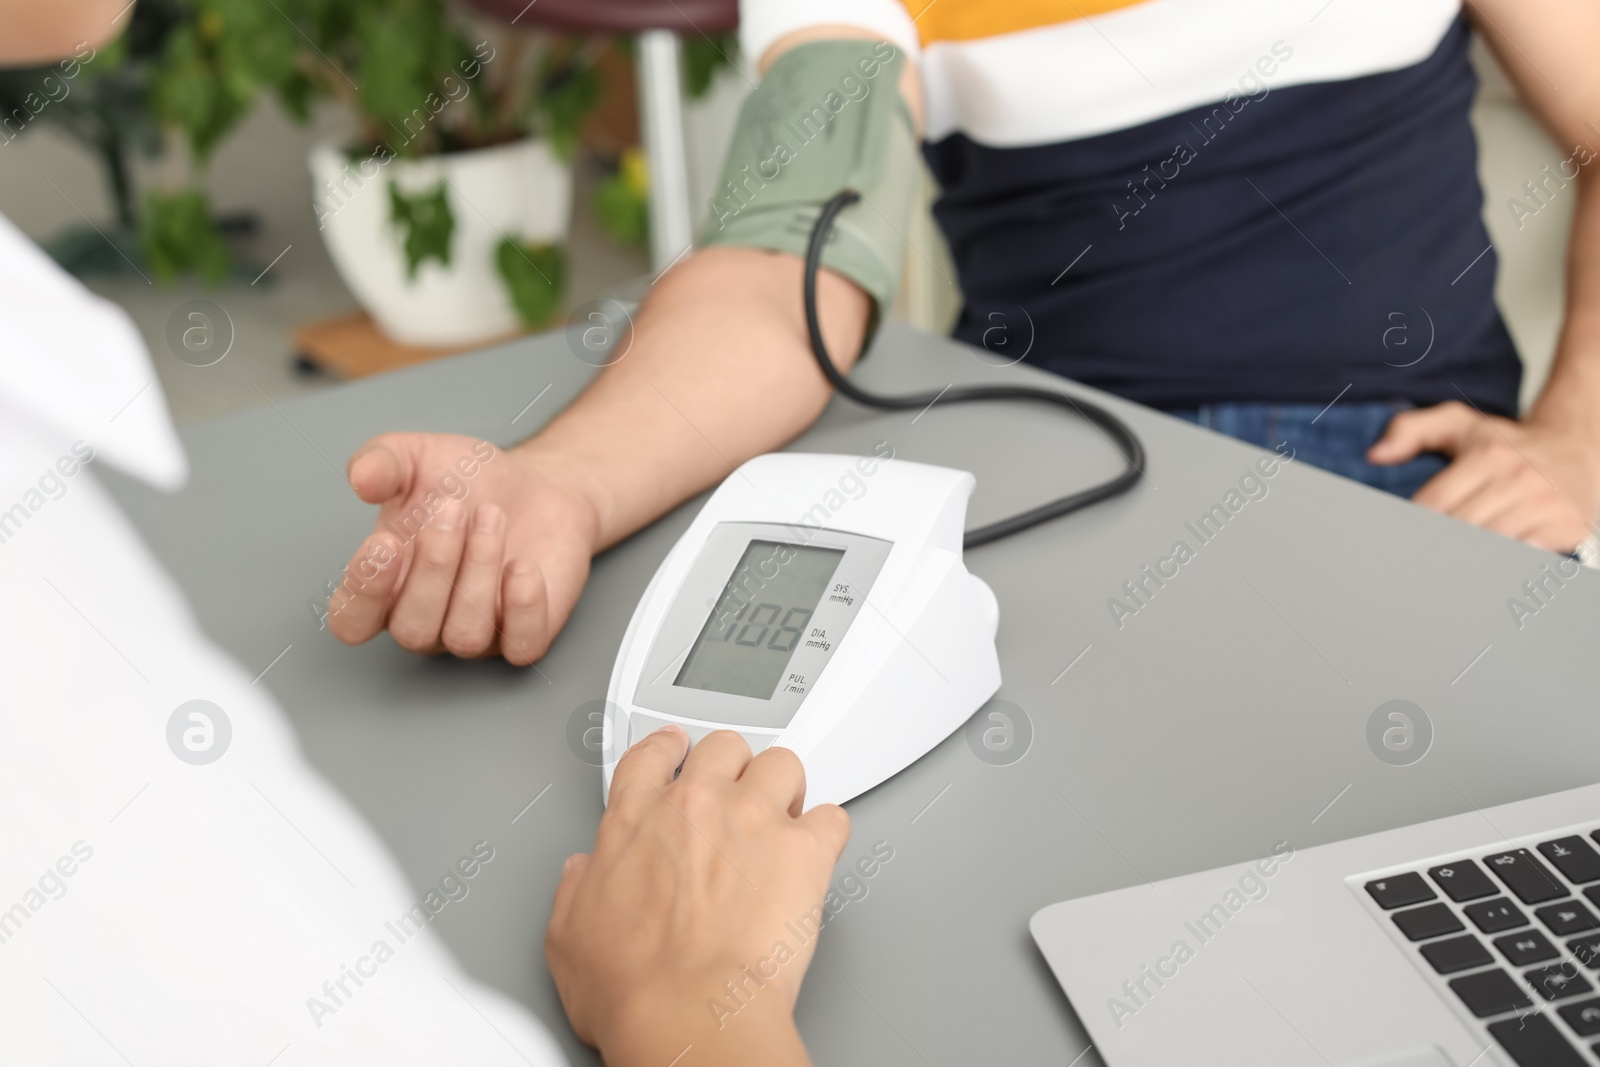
left=1166, top=401, right=1448, bottom=500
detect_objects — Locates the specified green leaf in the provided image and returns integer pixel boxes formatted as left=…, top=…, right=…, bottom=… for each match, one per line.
left=683, top=33, right=737, bottom=99
left=146, top=0, right=304, bottom=163
left=595, top=169, right=648, bottom=248
left=533, top=54, right=600, bottom=162
left=495, top=237, right=565, bottom=330
left=387, top=179, right=454, bottom=280
left=355, top=0, right=468, bottom=156
left=139, top=188, right=230, bottom=284
left=275, top=69, right=318, bottom=122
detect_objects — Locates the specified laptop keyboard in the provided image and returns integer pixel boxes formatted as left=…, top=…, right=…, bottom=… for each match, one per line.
left=1362, top=829, right=1600, bottom=1066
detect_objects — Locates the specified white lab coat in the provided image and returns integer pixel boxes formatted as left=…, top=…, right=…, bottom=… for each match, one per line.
left=0, top=213, right=566, bottom=1066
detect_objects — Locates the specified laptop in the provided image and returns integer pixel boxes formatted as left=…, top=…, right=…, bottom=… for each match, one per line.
left=1032, top=781, right=1600, bottom=1067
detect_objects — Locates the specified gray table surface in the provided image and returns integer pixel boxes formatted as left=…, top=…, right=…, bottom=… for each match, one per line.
left=104, top=322, right=1600, bottom=1065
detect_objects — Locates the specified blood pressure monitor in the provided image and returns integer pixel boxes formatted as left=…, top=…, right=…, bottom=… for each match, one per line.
left=603, top=452, right=1001, bottom=808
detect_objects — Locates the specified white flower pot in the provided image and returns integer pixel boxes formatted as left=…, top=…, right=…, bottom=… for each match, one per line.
left=310, top=137, right=571, bottom=347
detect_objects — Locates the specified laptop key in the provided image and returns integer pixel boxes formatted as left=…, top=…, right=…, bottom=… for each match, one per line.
left=1559, top=996, right=1600, bottom=1036
left=1394, top=902, right=1465, bottom=941
left=1487, top=1013, right=1587, bottom=1067
left=1452, top=968, right=1533, bottom=1017
left=1485, top=849, right=1568, bottom=904
left=1420, top=934, right=1494, bottom=975
left=1496, top=929, right=1561, bottom=966
left=1428, top=859, right=1498, bottom=902
left=1466, top=897, right=1529, bottom=934
left=1586, top=885, right=1600, bottom=912
left=1536, top=901, right=1599, bottom=936
left=1569, top=934, right=1600, bottom=969
left=1526, top=963, right=1592, bottom=1001
left=1365, top=872, right=1435, bottom=909
left=1539, top=837, right=1600, bottom=885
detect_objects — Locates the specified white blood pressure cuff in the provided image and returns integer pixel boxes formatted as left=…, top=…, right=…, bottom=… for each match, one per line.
left=700, top=40, right=917, bottom=316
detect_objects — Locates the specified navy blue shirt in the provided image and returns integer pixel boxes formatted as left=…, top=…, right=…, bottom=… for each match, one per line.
left=924, top=19, right=1522, bottom=416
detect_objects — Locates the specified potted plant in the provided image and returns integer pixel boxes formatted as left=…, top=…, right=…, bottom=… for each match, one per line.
left=291, top=2, right=597, bottom=345
left=0, top=0, right=256, bottom=281
left=6, top=0, right=593, bottom=322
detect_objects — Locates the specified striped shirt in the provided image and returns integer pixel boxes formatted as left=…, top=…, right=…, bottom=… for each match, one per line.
left=741, top=0, right=1521, bottom=415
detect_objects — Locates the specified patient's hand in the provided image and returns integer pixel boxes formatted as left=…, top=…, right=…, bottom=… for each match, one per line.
left=1370, top=402, right=1600, bottom=553
left=546, top=728, right=849, bottom=1067
left=328, top=432, right=600, bottom=664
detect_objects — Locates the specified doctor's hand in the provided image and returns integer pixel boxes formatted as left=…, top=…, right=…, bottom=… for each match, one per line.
left=327, top=432, right=601, bottom=664
left=1369, top=401, right=1600, bottom=553
left=547, top=728, right=850, bottom=1067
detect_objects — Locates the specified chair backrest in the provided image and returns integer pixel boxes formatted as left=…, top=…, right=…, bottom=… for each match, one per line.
left=461, top=0, right=738, bottom=34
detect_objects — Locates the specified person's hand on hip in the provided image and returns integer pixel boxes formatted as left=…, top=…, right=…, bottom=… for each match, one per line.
left=1370, top=401, right=1600, bottom=553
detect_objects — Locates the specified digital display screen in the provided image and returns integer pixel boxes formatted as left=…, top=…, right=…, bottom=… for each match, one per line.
left=674, top=540, right=844, bottom=700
